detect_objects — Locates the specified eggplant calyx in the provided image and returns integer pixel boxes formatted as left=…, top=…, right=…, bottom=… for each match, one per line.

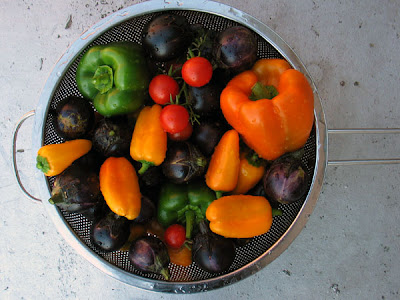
left=36, top=155, right=50, bottom=174
left=138, top=160, right=154, bottom=175
left=195, top=157, right=207, bottom=168
left=159, top=266, right=170, bottom=281
left=250, top=82, right=278, bottom=101
left=48, top=192, right=65, bottom=205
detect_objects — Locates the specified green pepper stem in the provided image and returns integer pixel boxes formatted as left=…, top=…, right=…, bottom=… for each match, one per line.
left=36, top=155, right=50, bottom=174
left=92, top=65, right=113, bottom=94
left=215, top=191, right=223, bottom=199
left=138, top=161, right=154, bottom=175
left=250, top=82, right=278, bottom=100
left=185, top=210, right=195, bottom=239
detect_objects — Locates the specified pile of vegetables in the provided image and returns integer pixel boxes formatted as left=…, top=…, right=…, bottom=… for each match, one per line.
left=36, top=13, right=314, bottom=280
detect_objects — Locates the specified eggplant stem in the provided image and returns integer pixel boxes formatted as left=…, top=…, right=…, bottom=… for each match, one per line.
left=48, top=192, right=64, bottom=205
left=160, top=267, right=170, bottom=281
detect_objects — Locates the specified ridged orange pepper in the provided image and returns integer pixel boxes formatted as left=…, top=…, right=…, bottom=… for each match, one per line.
left=205, top=129, right=240, bottom=197
left=130, top=104, right=167, bottom=174
left=206, top=195, right=273, bottom=238
left=220, top=58, right=314, bottom=161
left=231, top=151, right=265, bottom=195
left=100, top=157, right=141, bottom=220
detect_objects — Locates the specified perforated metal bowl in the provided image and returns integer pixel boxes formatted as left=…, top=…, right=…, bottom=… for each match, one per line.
left=30, top=0, right=327, bottom=293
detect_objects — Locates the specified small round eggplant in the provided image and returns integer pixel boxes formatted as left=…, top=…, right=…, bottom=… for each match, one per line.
left=92, top=117, right=133, bottom=157
left=162, top=141, right=207, bottom=184
left=53, top=96, right=95, bottom=140
left=90, top=211, right=131, bottom=252
left=133, top=196, right=156, bottom=225
left=191, top=119, right=226, bottom=157
left=192, top=221, right=235, bottom=273
left=128, top=235, right=170, bottom=280
left=49, top=163, right=102, bottom=213
left=214, top=26, right=258, bottom=73
left=263, top=157, right=309, bottom=204
left=142, top=13, right=192, bottom=62
left=188, top=83, right=222, bottom=117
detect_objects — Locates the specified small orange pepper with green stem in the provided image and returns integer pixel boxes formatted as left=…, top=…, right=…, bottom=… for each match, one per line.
left=130, top=104, right=167, bottom=174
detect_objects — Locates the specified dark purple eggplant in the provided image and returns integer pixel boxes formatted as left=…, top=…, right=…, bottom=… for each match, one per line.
left=128, top=235, right=170, bottom=280
left=214, top=26, right=258, bottom=73
left=53, top=96, right=95, bottom=140
left=92, top=117, right=133, bottom=157
left=192, top=221, right=235, bottom=273
left=142, top=13, right=192, bottom=62
left=191, top=119, right=226, bottom=156
left=133, top=196, right=156, bottom=224
left=90, top=211, right=131, bottom=252
left=188, top=83, right=223, bottom=117
left=263, top=156, right=309, bottom=204
left=48, top=163, right=102, bottom=213
left=162, top=141, right=207, bottom=184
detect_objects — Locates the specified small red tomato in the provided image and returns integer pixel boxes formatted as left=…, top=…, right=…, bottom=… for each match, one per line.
left=164, top=224, right=186, bottom=249
left=168, top=122, right=193, bottom=141
left=160, top=104, right=190, bottom=134
left=149, top=74, right=180, bottom=105
left=182, top=56, right=213, bottom=87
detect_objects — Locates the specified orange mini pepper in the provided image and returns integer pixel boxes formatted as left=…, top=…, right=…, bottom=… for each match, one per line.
left=205, top=129, right=240, bottom=197
left=100, top=157, right=141, bottom=220
left=130, top=104, right=167, bottom=174
left=206, top=195, right=273, bottom=238
left=231, top=151, right=265, bottom=195
left=220, top=58, right=314, bottom=161
left=36, top=139, right=92, bottom=176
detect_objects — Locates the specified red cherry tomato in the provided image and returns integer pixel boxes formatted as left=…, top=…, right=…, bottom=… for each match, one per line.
left=149, top=74, right=180, bottom=105
left=160, top=104, right=190, bottom=134
left=182, top=56, right=213, bottom=87
left=168, top=122, right=193, bottom=141
left=164, top=224, right=186, bottom=249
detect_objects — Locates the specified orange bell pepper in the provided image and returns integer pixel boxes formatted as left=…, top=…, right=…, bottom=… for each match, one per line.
left=220, top=58, right=314, bottom=161
left=205, top=129, right=240, bottom=197
left=231, top=151, right=265, bottom=195
left=130, top=104, right=167, bottom=174
left=206, top=195, right=273, bottom=238
left=99, top=157, right=141, bottom=220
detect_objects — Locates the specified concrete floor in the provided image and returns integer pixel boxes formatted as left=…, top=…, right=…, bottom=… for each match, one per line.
left=1, top=0, right=399, bottom=299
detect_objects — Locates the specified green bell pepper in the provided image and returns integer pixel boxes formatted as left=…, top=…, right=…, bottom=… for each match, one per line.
left=157, top=181, right=216, bottom=239
left=76, top=41, right=150, bottom=117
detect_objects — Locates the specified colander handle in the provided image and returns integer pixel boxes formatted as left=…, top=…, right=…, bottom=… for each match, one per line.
left=327, top=128, right=400, bottom=166
left=12, top=110, right=42, bottom=203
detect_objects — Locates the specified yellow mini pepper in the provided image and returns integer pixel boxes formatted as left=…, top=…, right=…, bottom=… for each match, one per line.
left=130, top=104, right=167, bottom=174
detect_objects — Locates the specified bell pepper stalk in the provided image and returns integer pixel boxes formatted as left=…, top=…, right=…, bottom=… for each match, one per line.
left=220, top=58, right=314, bottom=161
left=157, top=181, right=216, bottom=239
left=76, top=41, right=150, bottom=117
left=205, top=129, right=240, bottom=198
left=130, top=104, right=167, bottom=174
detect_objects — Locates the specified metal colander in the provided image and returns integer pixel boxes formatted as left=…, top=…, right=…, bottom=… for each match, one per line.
left=18, top=0, right=327, bottom=293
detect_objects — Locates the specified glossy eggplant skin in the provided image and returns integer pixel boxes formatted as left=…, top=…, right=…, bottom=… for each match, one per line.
left=188, top=83, right=222, bottom=117
left=162, top=141, right=207, bottom=184
left=191, top=119, right=226, bottom=157
left=53, top=96, right=95, bottom=140
left=214, top=26, right=258, bottom=74
left=263, top=157, right=309, bottom=204
left=192, top=221, right=235, bottom=274
left=49, top=163, right=102, bottom=213
left=142, top=13, right=192, bottom=62
left=128, top=235, right=170, bottom=280
left=92, top=117, right=133, bottom=157
left=90, top=212, right=131, bottom=252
